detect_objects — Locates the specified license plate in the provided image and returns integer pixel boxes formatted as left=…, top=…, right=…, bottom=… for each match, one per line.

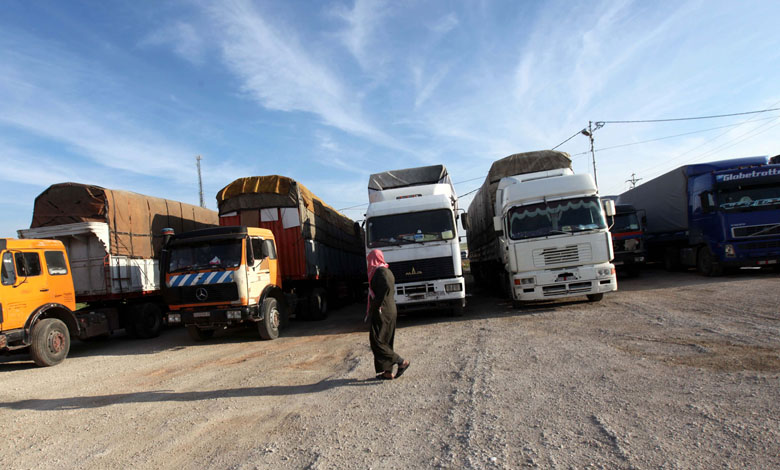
left=193, top=311, right=210, bottom=318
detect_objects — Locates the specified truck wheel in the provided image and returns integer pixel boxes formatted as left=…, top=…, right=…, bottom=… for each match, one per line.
left=133, top=303, right=163, bottom=339
left=307, top=288, right=328, bottom=321
left=587, top=293, right=604, bottom=302
left=697, top=246, right=723, bottom=277
left=30, top=318, right=71, bottom=367
left=663, top=248, right=681, bottom=271
left=258, top=297, right=281, bottom=340
left=187, top=325, right=215, bottom=341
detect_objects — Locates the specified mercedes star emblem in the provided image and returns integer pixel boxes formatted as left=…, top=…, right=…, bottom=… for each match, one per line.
left=195, top=287, right=209, bottom=301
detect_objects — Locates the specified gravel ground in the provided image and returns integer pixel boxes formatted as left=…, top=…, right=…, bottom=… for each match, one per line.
left=1, top=267, right=779, bottom=469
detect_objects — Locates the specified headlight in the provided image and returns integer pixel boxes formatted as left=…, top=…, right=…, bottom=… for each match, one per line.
left=724, top=244, right=735, bottom=258
left=167, top=313, right=181, bottom=323
left=598, top=268, right=615, bottom=276
left=445, top=283, right=462, bottom=293
left=520, top=277, right=535, bottom=285
left=226, top=310, right=242, bottom=319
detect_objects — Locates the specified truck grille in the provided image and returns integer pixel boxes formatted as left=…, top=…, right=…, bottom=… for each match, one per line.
left=533, top=244, right=592, bottom=267
left=171, top=283, right=239, bottom=304
left=732, top=224, right=780, bottom=238
left=388, top=257, right=455, bottom=284
left=740, top=240, right=780, bottom=251
left=542, top=281, right=593, bottom=297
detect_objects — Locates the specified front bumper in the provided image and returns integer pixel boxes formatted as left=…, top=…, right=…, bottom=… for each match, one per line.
left=612, top=251, right=646, bottom=267
left=512, top=263, right=617, bottom=301
left=168, top=304, right=261, bottom=327
left=394, top=277, right=466, bottom=312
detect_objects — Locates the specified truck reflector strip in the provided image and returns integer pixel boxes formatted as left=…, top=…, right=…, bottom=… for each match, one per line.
left=168, top=271, right=234, bottom=288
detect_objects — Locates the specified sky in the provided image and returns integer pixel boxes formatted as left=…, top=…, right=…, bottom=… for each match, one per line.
left=2, top=0, right=779, bottom=238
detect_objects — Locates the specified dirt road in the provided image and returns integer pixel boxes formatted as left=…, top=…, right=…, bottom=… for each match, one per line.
left=2, top=268, right=779, bottom=469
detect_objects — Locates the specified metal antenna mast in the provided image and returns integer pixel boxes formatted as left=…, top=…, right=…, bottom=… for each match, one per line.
left=196, top=155, right=205, bottom=208
left=626, top=173, right=642, bottom=189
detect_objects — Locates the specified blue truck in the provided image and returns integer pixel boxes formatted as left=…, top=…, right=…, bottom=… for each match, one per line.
left=617, top=155, right=780, bottom=275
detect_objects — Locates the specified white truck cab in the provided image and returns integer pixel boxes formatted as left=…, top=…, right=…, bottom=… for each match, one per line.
left=365, top=165, right=466, bottom=315
left=495, top=168, right=617, bottom=303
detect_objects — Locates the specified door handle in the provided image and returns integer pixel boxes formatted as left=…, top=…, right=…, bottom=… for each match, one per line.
left=40, top=289, right=49, bottom=292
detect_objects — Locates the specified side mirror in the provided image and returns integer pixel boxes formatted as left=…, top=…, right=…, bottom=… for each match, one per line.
left=493, top=216, right=504, bottom=235
left=602, top=199, right=616, bottom=217
left=700, top=192, right=715, bottom=213
left=461, top=212, right=469, bottom=231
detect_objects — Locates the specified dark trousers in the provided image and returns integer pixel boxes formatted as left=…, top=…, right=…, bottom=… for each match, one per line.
left=369, top=308, right=402, bottom=373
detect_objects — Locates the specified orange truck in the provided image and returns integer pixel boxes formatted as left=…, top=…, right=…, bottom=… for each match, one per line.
left=161, top=176, right=366, bottom=341
left=161, top=226, right=286, bottom=340
left=1, top=238, right=77, bottom=366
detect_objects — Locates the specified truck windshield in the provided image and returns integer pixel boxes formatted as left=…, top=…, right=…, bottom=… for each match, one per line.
left=717, top=183, right=780, bottom=211
left=508, top=197, right=606, bottom=240
left=367, top=209, right=455, bottom=247
left=611, top=212, right=640, bottom=233
left=168, top=240, right=242, bottom=272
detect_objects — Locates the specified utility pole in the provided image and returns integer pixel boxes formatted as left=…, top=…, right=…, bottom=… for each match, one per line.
left=580, top=121, right=604, bottom=187
left=626, top=173, right=642, bottom=189
left=196, top=155, right=205, bottom=208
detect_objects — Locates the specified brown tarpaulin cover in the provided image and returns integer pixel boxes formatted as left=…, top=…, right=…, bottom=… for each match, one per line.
left=466, top=151, right=572, bottom=263
left=31, top=183, right=219, bottom=258
left=216, top=176, right=360, bottom=251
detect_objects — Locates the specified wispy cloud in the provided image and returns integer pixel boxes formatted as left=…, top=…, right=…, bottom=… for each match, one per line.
left=332, top=0, right=390, bottom=70
left=429, top=12, right=458, bottom=34
left=0, top=33, right=203, bottom=186
left=209, top=0, right=395, bottom=145
left=139, top=21, right=207, bottom=65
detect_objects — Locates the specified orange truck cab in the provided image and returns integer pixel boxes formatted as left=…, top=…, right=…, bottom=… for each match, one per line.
left=0, top=238, right=78, bottom=366
left=161, top=226, right=287, bottom=341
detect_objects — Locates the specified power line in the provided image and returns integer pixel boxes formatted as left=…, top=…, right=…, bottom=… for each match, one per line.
left=636, top=102, right=780, bottom=178
left=551, top=129, right=584, bottom=150
left=570, top=114, right=780, bottom=157
left=599, top=106, right=780, bottom=124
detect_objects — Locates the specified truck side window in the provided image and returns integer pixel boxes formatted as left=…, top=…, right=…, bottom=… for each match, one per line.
left=45, top=251, right=69, bottom=275
left=251, top=238, right=265, bottom=261
left=1, top=252, right=16, bottom=285
left=14, top=252, right=42, bottom=277
left=263, top=239, right=277, bottom=260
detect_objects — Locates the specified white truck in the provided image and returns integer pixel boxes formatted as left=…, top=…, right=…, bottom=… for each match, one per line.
left=365, top=165, right=466, bottom=315
left=464, top=151, right=617, bottom=306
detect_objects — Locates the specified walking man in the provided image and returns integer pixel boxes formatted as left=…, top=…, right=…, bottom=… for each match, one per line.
left=366, top=249, right=410, bottom=380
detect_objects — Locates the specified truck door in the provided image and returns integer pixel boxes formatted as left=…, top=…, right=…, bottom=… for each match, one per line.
left=3, top=251, right=49, bottom=330
left=43, top=250, right=75, bottom=309
left=1, top=251, right=17, bottom=331
left=247, top=237, right=271, bottom=304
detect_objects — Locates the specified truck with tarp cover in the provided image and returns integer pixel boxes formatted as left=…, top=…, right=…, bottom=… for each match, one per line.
left=464, top=151, right=617, bottom=305
left=17, top=182, right=218, bottom=341
left=617, top=156, right=780, bottom=275
left=162, top=176, right=365, bottom=334
left=365, top=165, right=465, bottom=314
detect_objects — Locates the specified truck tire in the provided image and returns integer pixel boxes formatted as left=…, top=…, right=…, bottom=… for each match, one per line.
left=30, top=318, right=71, bottom=367
left=307, top=288, right=328, bottom=321
left=663, top=248, right=681, bottom=271
left=587, top=293, right=604, bottom=302
left=697, top=246, right=723, bottom=277
left=133, top=303, right=163, bottom=339
left=258, top=297, right=281, bottom=340
left=187, top=325, right=215, bottom=341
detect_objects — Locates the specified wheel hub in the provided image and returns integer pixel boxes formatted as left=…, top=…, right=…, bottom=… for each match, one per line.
left=49, top=331, right=65, bottom=353
left=270, top=308, right=280, bottom=329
